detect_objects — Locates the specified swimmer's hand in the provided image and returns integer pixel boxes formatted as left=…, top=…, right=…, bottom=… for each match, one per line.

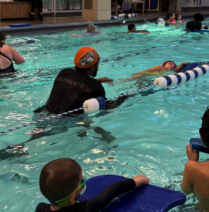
left=96, top=77, right=113, bottom=83
left=132, top=175, right=149, bottom=188
left=175, top=62, right=190, bottom=72
left=186, top=145, right=199, bottom=162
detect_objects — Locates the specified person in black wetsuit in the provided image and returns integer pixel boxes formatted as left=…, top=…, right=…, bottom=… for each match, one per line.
left=25, top=47, right=118, bottom=143
left=0, top=32, right=25, bottom=75
left=186, top=13, right=204, bottom=31
left=35, top=158, right=149, bottom=212
left=44, top=47, right=111, bottom=114
left=30, top=0, right=43, bottom=20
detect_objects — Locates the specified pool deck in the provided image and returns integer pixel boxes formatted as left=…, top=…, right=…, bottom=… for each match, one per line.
left=1, top=10, right=209, bottom=35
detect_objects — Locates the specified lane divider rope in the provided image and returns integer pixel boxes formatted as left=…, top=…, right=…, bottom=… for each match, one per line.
left=0, top=84, right=156, bottom=135
left=0, top=44, right=182, bottom=77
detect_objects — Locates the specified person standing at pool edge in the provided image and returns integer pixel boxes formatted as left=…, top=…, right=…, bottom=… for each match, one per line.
left=181, top=107, right=209, bottom=212
left=186, top=13, right=204, bottom=31
left=0, top=32, right=25, bottom=73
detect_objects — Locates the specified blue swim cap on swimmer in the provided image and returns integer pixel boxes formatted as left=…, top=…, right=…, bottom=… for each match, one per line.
left=157, top=18, right=165, bottom=23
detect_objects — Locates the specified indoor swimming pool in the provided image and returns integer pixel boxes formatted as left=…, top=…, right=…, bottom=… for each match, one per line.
left=1, top=18, right=209, bottom=211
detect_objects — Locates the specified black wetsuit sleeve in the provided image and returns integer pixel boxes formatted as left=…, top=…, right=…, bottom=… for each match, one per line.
left=105, top=95, right=129, bottom=110
left=79, top=179, right=135, bottom=212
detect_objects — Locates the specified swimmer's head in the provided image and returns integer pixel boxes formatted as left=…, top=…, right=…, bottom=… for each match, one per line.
left=74, top=47, right=100, bottom=77
left=166, top=13, right=174, bottom=21
left=199, top=107, right=209, bottom=150
left=87, top=25, right=96, bottom=34
left=128, top=24, right=136, bottom=32
left=162, top=61, right=177, bottom=71
left=175, top=13, right=181, bottom=20
left=40, top=158, right=83, bottom=209
left=194, top=13, right=204, bottom=25
left=0, top=32, right=6, bottom=47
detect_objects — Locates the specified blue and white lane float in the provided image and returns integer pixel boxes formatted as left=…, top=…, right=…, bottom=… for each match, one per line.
left=1, top=64, right=209, bottom=135
left=154, top=65, right=209, bottom=86
left=112, top=13, right=138, bottom=19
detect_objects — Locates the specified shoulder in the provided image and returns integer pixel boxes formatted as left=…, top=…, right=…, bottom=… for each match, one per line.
left=186, top=21, right=192, bottom=25
left=185, top=161, right=200, bottom=172
left=91, top=78, right=105, bottom=89
left=35, top=203, right=51, bottom=212
left=58, top=68, right=74, bottom=75
left=2, top=44, right=11, bottom=52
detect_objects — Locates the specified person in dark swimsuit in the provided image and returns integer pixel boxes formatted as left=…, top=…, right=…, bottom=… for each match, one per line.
left=0, top=32, right=25, bottom=74
left=186, top=13, right=204, bottom=31
left=35, top=158, right=149, bottom=212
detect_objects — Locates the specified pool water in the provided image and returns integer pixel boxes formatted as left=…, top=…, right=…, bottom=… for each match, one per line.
left=1, top=18, right=209, bottom=212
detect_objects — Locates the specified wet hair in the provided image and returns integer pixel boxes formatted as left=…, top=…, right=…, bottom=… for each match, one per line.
left=166, top=13, right=173, bottom=21
left=87, top=25, right=95, bottom=32
left=194, top=13, right=204, bottom=22
left=0, top=32, right=5, bottom=47
left=199, top=107, right=209, bottom=149
left=128, top=24, right=135, bottom=31
left=39, top=158, right=82, bottom=201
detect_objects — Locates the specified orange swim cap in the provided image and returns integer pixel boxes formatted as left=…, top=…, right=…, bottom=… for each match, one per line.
left=74, top=47, right=99, bottom=69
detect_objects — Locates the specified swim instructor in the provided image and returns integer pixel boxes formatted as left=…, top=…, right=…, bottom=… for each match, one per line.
left=45, top=47, right=112, bottom=114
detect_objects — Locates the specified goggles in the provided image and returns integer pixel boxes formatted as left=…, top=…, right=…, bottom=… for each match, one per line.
left=49, top=176, right=86, bottom=206
left=162, top=61, right=177, bottom=70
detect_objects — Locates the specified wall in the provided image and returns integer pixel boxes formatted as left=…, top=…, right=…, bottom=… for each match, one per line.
left=182, top=0, right=209, bottom=7
left=169, top=0, right=182, bottom=12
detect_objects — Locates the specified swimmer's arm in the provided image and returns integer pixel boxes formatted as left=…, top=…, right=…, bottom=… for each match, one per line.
left=135, top=30, right=150, bottom=34
left=181, top=161, right=194, bottom=195
left=120, top=65, right=163, bottom=82
left=174, top=62, right=190, bottom=72
left=81, top=179, right=136, bottom=211
left=10, top=47, right=25, bottom=64
left=96, top=77, right=113, bottom=83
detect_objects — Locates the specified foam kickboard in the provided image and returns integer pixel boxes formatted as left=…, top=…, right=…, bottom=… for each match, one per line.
left=81, top=175, right=186, bottom=212
left=190, top=138, right=209, bottom=154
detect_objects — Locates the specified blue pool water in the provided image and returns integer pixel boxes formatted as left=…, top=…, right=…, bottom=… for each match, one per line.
left=1, top=18, right=209, bottom=211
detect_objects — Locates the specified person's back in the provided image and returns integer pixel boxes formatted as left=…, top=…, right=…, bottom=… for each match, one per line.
left=0, top=32, right=25, bottom=73
left=45, top=47, right=106, bottom=114
left=181, top=107, right=209, bottom=212
left=46, top=68, right=105, bottom=113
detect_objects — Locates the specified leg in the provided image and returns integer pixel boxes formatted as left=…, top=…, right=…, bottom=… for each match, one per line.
left=37, top=0, right=43, bottom=20
left=30, top=0, right=36, bottom=20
